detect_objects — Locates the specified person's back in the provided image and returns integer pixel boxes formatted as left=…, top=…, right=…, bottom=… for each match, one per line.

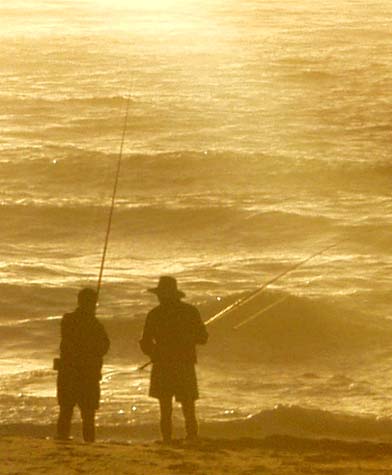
left=56, top=288, right=109, bottom=442
left=60, top=308, right=108, bottom=377
left=143, top=300, right=207, bottom=364
left=140, top=276, right=208, bottom=443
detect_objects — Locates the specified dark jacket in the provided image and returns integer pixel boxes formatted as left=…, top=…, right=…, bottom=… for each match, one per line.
left=140, top=300, right=208, bottom=364
left=59, top=308, right=110, bottom=380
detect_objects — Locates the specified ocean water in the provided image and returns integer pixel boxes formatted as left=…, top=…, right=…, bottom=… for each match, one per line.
left=1, top=0, right=392, bottom=440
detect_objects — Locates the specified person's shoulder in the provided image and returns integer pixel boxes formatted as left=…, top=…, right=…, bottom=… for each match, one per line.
left=61, top=311, right=78, bottom=331
left=147, top=305, right=161, bottom=319
left=180, top=301, right=199, bottom=316
left=91, top=318, right=109, bottom=341
left=92, top=316, right=106, bottom=329
left=62, top=311, right=77, bottom=322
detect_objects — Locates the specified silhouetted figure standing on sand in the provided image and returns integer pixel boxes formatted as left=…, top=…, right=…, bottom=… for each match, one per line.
left=140, top=276, right=208, bottom=443
left=56, top=288, right=110, bottom=442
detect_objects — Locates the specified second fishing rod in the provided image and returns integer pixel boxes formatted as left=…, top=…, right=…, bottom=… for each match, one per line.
left=137, top=238, right=344, bottom=370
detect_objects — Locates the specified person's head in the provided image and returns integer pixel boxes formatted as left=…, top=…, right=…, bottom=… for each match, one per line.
left=148, top=276, right=185, bottom=305
left=78, top=287, right=98, bottom=313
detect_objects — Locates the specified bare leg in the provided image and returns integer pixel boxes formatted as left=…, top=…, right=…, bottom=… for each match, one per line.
left=181, top=399, right=198, bottom=440
left=159, top=396, right=173, bottom=443
left=80, top=406, right=96, bottom=442
left=57, top=405, right=73, bottom=440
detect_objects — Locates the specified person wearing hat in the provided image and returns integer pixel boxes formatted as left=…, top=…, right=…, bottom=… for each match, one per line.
left=140, top=276, right=208, bottom=443
left=55, top=288, right=110, bottom=442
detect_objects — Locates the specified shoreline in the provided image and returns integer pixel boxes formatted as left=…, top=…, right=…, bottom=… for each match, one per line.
left=3, top=434, right=392, bottom=474
left=4, top=403, right=392, bottom=445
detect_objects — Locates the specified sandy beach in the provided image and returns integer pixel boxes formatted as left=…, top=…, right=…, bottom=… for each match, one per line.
left=2, top=435, right=392, bottom=475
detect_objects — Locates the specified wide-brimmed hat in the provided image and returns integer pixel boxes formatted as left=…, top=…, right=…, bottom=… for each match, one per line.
left=148, top=276, right=185, bottom=298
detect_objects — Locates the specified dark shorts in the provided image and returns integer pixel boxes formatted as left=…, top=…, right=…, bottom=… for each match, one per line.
left=149, top=362, right=199, bottom=402
left=57, top=369, right=100, bottom=410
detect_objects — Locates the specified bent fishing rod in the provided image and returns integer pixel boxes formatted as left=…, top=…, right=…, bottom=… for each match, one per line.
left=96, top=94, right=131, bottom=301
left=137, top=238, right=344, bottom=371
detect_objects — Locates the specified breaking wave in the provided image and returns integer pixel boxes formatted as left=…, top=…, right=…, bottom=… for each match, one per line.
left=206, top=404, right=392, bottom=442
left=204, top=291, right=392, bottom=362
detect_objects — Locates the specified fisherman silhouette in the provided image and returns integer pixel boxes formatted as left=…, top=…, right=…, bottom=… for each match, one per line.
left=55, top=288, right=110, bottom=442
left=140, top=276, right=208, bottom=443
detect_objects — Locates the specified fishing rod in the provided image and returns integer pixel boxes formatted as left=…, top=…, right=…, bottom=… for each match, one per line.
left=137, top=239, right=344, bottom=371
left=96, top=94, right=131, bottom=301
left=53, top=96, right=131, bottom=373
left=203, top=239, right=344, bottom=327
left=232, top=239, right=349, bottom=329
left=137, top=296, right=289, bottom=371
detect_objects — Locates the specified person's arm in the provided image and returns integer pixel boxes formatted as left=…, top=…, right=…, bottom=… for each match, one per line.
left=139, top=313, right=156, bottom=356
left=193, top=307, right=208, bottom=345
left=59, top=314, right=73, bottom=359
left=96, top=322, right=110, bottom=357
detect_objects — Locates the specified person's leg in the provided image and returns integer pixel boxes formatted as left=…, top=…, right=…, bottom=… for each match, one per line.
left=56, top=405, right=74, bottom=440
left=159, top=396, right=173, bottom=443
left=181, top=398, right=198, bottom=440
left=78, top=378, right=100, bottom=442
left=80, top=406, right=96, bottom=442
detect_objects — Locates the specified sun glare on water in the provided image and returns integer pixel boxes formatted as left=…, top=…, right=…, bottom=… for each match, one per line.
left=93, top=0, right=200, bottom=11
left=90, top=0, right=217, bottom=38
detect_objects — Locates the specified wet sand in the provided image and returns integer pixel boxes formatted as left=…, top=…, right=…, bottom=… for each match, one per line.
left=2, top=435, right=392, bottom=474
